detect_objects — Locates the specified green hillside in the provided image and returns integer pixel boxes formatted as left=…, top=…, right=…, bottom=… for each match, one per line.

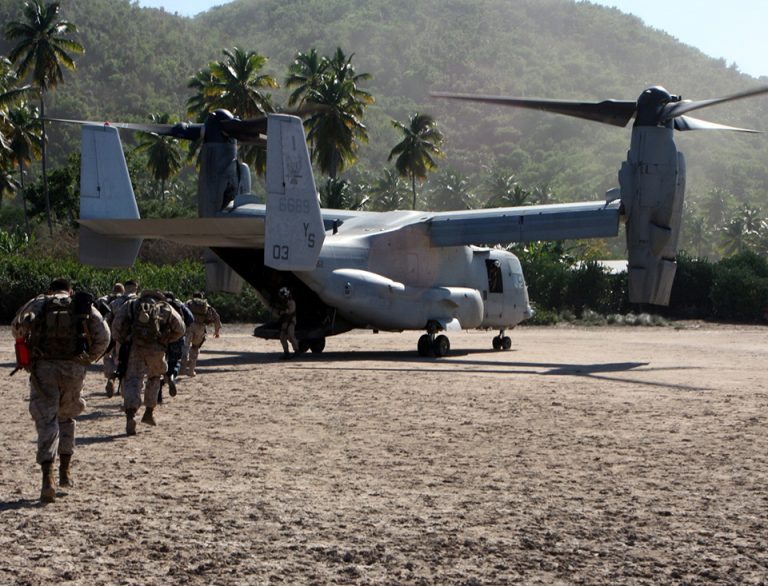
left=1, top=0, right=767, bottom=210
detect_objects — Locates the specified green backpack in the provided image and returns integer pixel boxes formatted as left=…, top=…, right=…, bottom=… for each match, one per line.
left=132, top=299, right=164, bottom=344
left=188, top=298, right=209, bottom=323
left=29, top=293, right=92, bottom=360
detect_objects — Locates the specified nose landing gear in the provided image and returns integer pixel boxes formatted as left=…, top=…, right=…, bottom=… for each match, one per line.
left=492, top=329, right=512, bottom=350
left=417, top=321, right=451, bottom=357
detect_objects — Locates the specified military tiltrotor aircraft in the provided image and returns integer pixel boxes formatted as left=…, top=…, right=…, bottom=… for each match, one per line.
left=59, top=83, right=768, bottom=356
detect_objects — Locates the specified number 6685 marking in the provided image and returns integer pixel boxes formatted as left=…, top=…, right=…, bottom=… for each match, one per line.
left=278, top=197, right=310, bottom=214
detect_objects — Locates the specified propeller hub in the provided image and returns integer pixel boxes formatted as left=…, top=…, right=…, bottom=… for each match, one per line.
left=204, top=109, right=237, bottom=143
left=635, top=86, right=680, bottom=127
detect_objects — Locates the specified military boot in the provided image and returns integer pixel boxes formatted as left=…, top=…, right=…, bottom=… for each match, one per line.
left=141, top=407, right=157, bottom=426
left=59, top=454, right=74, bottom=488
left=40, top=461, right=56, bottom=503
left=105, top=377, right=115, bottom=398
left=126, top=408, right=137, bottom=436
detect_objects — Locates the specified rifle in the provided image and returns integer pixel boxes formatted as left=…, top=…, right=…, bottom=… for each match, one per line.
left=113, top=339, right=132, bottom=395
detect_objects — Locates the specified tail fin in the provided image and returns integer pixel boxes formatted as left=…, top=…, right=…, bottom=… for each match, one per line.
left=79, top=125, right=142, bottom=267
left=264, top=114, right=325, bottom=271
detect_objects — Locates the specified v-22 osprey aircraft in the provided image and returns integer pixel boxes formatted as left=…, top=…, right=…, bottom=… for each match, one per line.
left=68, top=83, right=768, bottom=356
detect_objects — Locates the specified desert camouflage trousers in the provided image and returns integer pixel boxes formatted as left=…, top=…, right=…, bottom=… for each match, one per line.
left=182, top=322, right=206, bottom=372
left=27, top=359, right=87, bottom=464
left=122, top=344, right=167, bottom=412
left=280, top=319, right=298, bottom=354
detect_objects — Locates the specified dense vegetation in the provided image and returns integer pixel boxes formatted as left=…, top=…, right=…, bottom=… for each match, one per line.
left=0, top=0, right=766, bottom=324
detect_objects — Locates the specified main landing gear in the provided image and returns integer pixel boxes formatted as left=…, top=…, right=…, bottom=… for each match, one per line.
left=297, top=337, right=326, bottom=354
left=492, top=329, right=512, bottom=350
left=417, top=321, right=450, bottom=357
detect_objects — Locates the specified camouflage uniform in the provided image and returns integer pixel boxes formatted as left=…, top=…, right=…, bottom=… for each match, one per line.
left=276, top=288, right=298, bottom=358
left=111, top=292, right=185, bottom=433
left=181, top=296, right=221, bottom=377
left=12, top=288, right=110, bottom=502
left=105, top=290, right=138, bottom=395
left=97, top=289, right=124, bottom=386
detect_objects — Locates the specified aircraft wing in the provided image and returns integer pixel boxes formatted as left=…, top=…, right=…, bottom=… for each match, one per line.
left=78, top=217, right=266, bottom=248
left=427, top=200, right=621, bottom=246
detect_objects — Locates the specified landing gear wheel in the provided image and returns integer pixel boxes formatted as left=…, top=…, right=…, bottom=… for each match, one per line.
left=417, top=334, right=432, bottom=357
left=501, top=336, right=512, bottom=350
left=432, top=334, right=450, bottom=357
left=297, top=339, right=310, bottom=353
left=309, top=338, right=326, bottom=353
left=492, top=336, right=502, bottom=350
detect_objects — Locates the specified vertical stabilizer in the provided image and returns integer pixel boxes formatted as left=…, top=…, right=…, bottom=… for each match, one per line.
left=79, top=125, right=142, bottom=267
left=264, top=114, right=325, bottom=271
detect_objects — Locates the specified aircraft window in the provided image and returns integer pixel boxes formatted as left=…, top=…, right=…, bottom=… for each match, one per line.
left=485, top=259, right=503, bottom=293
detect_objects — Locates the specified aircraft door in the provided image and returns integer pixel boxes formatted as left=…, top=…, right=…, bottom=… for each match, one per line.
left=484, top=258, right=505, bottom=320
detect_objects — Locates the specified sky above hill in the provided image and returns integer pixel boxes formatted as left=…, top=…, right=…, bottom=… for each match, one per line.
left=136, top=0, right=767, bottom=79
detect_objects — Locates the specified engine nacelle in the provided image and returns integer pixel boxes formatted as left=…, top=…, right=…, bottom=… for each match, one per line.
left=620, top=126, right=685, bottom=305
left=324, top=268, right=483, bottom=330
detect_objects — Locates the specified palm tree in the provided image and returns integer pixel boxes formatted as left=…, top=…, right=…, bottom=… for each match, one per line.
left=319, top=177, right=368, bottom=210
left=285, top=48, right=325, bottom=107
left=207, top=47, right=278, bottom=117
left=703, top=187, right=732, bottom=233
left=0, top=163, right=19, bottom=209
left=186, top=65, right=217, bottom=121
left=369, top=168, right=409, bottom=211
left=388, top=113, right=444, bottom=210
left=6, top=0, right=84, bottom=235
left=719, top=216, right=747, bottom=257
left=302, top=48, right=374, bottom=179
left=6, top=103, right=41, bottom=231
left=427, top=169, right=477, bottom=211
left=187, top=48, right=277, bottom=175
left=134, top=113, right=184, bottom=202
left=483, top=169, right=532, bottom=208
left=0, top=57, right=32, bottom=158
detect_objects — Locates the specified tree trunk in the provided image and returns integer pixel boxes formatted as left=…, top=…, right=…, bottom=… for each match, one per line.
left=411, top=173, right=417, bottom=210
left=19, top=160, right=30, bottom=234
left=40, top=94, right=53, bottom=236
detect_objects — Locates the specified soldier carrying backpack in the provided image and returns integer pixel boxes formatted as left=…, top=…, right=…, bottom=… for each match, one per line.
left=103, top=280, right=140, bottom=397
left=111, top=289, right=185, bottom=436
left=11, top=277, right=110, bottom=503
left=181, top=292, right=221, bottom=377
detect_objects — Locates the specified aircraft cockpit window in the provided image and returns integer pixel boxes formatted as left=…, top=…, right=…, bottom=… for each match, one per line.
left=485, top=259, right=503, bottom=293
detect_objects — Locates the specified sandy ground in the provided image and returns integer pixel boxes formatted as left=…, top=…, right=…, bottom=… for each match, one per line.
left=1, top=322, right=767, bottom=585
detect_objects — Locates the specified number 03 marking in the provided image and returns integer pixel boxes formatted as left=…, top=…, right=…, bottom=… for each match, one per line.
left=272, top=245, right=290, bottom=260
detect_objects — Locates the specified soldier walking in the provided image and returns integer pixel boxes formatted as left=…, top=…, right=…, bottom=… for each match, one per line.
left=105, top=279, right=139, bottom=397
left=11, top=278, right=110, bottom=503
left=276, top=287, right=299, bottom=359
left=159, top=291, right=194, bottom=401
left=111, top=289, right=185, bottom=435
left=96, top=282, right=124, bottom=394
left=181, top=292, right=221, bottom=377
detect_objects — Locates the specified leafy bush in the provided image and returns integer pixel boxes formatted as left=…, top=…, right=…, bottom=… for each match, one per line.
left=669, top=252, right=716, bottom=318
left=710, top=252, right=768, bottom=322
left=0, top=254, right=266, bottom=323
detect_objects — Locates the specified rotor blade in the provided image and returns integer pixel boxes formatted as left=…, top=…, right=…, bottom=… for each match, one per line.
left=218, top=105, right=327, bottom=143
left=219, top=116, right=268, bottom=143
left=431, top=91, right=638, bottom=127
left=674, top=115, right=762, bottom=133
left=46, top=117, right=203, bottom=140
left=662, top=85, right=768, bottom=119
